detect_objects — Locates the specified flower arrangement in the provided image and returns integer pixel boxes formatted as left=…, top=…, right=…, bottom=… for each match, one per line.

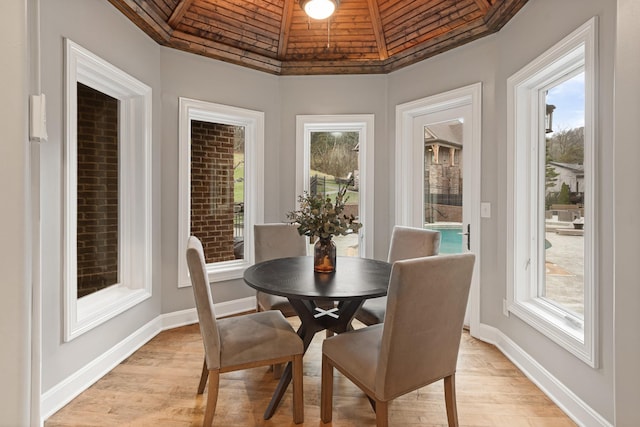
left=287, top=184, right=362, bottom=243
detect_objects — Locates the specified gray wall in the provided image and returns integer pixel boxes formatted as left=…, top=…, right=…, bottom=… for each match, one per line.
left=39, top=0, right=163, bottom=391
left=158, top=58, right=389, bottom=312
left=1, top=0, right=31, bottom=424
left=387, top=0, right=616, bottom=421
left=495, top=1, right=615, bottom=420
left=279, top=75, right=389, bottom=260
left=613, top=0, right=640, bottom=425
left=159, top=49, right=281, bottom=312
left=29, top=0, right=634, bottom=424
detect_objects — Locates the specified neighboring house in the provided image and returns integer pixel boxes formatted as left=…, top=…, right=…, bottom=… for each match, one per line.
left=548, top=161, right=585, bottom=193
left=424, top=121, right=463, bottom=222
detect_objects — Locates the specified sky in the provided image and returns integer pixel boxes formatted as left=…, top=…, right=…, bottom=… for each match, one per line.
left=546, top=72, right=585, bottom=134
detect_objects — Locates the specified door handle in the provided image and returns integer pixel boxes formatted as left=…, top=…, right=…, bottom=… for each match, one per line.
left=462, top=224, right=470, bottom=250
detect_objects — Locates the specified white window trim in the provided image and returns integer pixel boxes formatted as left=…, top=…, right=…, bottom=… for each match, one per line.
left=506, top=17, right=598, bottom=367
left=295, top=115, right=375, bottom=258
left=178, top=98, right=264, bottom=287
left=64, top=39, right=152, bottom=342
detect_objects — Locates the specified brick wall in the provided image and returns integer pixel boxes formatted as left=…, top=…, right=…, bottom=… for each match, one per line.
left=76, top=83, right=119, bottom=298
left=190, top=120, right=238, bottom=263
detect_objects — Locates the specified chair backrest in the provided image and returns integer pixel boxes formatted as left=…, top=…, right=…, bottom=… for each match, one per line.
left=254, top=223, right=308, bottom=263
left=387, top=225, right=440, bottom=263
left=375, top=253, right=475, bottom=401
left=186, top=236, right=221, bottom=370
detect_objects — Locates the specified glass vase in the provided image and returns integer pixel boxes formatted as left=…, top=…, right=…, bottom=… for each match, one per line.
left=313, top=237, right=336, bottom=273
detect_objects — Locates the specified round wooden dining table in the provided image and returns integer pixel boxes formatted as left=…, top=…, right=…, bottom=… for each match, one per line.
left=243, top=255, right=392, bottom=419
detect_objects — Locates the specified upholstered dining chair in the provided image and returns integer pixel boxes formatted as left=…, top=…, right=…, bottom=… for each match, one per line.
left=255, top=223, right=335, bottom=324
left=186, top=236, right=304, bottom=425
left=254, top=223, right=308, bottom=316
left=355, top=225, right=440, bottom=326
left=321, top=253, right=475, bottom=427
left=255, top=223, right=335, bottom=378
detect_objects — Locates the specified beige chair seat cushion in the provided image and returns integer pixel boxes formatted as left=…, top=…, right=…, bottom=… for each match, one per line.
left=218, top=310, right=303, bottom=368
left=356, top=297, right=387, bottom=325
left=322, top=324, right=383, bottom=393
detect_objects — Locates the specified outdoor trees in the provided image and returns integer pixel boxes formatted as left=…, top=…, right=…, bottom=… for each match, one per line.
left=547, top=126, right=584, bottom=164
left=545, top=126, right=584, bottom=208
left=309, top=131, right=358, bottom=179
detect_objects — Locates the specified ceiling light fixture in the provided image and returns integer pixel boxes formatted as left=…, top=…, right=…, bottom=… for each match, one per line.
left=299, top=0, right=339, bottom=20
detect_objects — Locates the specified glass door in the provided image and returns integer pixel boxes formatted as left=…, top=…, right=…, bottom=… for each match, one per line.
left=413, top=105, right=472, bottom=255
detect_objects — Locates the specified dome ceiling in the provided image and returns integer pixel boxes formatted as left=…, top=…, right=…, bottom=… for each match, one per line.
left=107, top=0, right=528, bottom=75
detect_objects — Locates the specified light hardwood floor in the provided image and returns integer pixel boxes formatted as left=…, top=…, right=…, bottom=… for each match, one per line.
left=45, top=319, right=576, bottom=426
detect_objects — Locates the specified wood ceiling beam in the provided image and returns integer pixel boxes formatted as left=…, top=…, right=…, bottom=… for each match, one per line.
left=473, top=0, right=491, bottom=13
left=366, top=0, right=388, bottom=60
left=386, top=17, right=488, bottom=71
left=168, top=0, right=194, bottom=29
left=171, top=30, right=283, bottom=74
left=107, top=0, right=172, bottom=43
left=278, top=0, right=296, bottom=58
left=484, top=0, right=528, bottom=30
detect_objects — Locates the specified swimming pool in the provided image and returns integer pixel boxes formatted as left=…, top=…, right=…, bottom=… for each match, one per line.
left=425, top=224, right=463, bottom=254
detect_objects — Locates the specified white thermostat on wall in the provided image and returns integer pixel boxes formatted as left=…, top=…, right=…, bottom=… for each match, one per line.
left=30, top=93, right=48, bottom=142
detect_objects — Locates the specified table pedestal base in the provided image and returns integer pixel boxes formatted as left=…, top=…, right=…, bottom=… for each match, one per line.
left=263, top=298, right=365, bottom=420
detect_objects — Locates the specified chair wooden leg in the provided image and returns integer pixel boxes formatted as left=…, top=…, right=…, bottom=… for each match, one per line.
left=292, top=354, right=304, bottom=424
left=203, top=370, right=219, bottom=427
left=197, top=358, right=208, bottom=394
left=444, top=374, right=459, bottom=427
left=375, top=400, right=389, bottom=427
left=272, top=363, right=283, bottom=379
left=320, top=354, right=334, bottom=423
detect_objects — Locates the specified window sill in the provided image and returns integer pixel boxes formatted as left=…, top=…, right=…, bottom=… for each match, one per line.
left=178, top=259, right=250, bottom=288
left=508, top=298, right=595, bottom=367
left=66, top=285, right=151, bottom=342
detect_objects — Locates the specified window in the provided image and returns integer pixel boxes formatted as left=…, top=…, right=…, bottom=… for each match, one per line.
left=64, top=39, right=152, bottom=341
left=506, top=18, right=597, bottom=366
left=178, top=98, right=264, bottom=286
left=295, top=115, right=374, bottom=258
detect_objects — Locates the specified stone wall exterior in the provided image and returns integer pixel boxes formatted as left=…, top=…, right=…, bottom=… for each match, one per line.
left=425, top=161, right=463, bottom=223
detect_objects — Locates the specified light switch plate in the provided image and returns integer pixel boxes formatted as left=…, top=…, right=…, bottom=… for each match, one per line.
left=481, top=202, right=491, bottom=218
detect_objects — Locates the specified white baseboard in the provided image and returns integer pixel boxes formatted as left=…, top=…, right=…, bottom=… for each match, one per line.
left=40, top=317, right=162, bottom=421
left=40, top=296, right=256, bottom=424
left=475, top=323, right=612, bottom=427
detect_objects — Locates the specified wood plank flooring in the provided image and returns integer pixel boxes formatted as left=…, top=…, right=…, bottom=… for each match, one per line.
left=45, top=319, right=577, bottom=426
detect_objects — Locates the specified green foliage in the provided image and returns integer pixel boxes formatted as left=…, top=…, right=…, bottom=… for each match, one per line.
left=233, top=153, right=244, bottom=203
left=287, top=184, right=362, bottom=242
left=557, top=183, right=571, bottom=204
left=545, top=192, right=557, bottom=211
left=545, top=146, right=559, bottom=190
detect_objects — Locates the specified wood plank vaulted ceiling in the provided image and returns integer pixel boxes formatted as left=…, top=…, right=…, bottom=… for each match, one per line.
left=108, top=0, right=528, bottom=75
